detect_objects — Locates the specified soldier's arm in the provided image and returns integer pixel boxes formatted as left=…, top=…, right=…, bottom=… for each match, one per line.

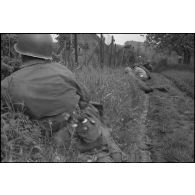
left=63, top=73, right=90, bottom=109
left=75, top=81, right=91, bottom=109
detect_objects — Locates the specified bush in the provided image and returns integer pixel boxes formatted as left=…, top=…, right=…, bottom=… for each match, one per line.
left=162, top=70, right=194, bottom=98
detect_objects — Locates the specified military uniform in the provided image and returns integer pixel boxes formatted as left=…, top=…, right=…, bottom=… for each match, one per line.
left=133, top=65, right=152, bottom=81
left=1, top=60, right=89, bottom=118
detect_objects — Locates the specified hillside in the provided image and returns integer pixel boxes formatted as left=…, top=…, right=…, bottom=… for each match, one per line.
left=2, top=65, right=194, bottom=162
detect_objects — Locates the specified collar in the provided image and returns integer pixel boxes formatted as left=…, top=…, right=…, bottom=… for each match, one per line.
left=20, top=59, right=47, bottom=69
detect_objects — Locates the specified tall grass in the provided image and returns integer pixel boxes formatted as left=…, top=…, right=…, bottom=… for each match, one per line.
left=75, top=66, right=137, bottom=127
left=146, top=72, right=194, bottom=162
left=162, top=70, right=194, bottom=98
left=1, top=65, right=137, bottom=162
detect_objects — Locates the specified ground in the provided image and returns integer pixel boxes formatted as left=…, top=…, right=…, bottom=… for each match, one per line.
left=113, top=70, right=194, bottom=162
left=146, top=72, right=194, bottom=162
left=1, top=67, right=194, bottom=162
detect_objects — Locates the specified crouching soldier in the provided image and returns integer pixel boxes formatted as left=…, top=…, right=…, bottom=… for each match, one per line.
left=1, top=34, right=125, bottom=162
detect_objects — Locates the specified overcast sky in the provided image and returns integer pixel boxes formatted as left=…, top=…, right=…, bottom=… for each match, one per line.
left=52, top=34, right=146, bottom=45
left=108, top=34, right=146, bottom=44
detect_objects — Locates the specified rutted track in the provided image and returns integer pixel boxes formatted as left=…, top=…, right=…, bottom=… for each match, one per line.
left=121, top=72, right=152, bottom=162
left=136, top=93, right=151, bottom=162
left=145, top=73, right=194, bottom=162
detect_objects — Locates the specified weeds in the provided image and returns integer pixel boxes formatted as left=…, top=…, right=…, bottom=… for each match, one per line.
left=1, top=65, right=194, bottom=162
left=1, top=65, right=136, bottom=162
left=162, top=70, right=194, bottom=98
left=146, top=72, right=194, bottom=162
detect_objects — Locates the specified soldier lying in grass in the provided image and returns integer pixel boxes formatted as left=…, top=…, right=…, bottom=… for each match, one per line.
left=1, top=34, right=125, bottom=162
left=125, top=63, right=169, bottom=93
left=133, top=62, right=153, bottom=80
left=124, top=66, right=153, bottom=93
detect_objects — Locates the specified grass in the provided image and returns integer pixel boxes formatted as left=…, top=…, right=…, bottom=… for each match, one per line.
left=1, top=65, right=138, bottom=162
left=75, top=66, right=137, bottom=126
left=162, top=70, right=194, bottom=98
left=146, top=71, right=194, bottom=162
left=1, top=99, right=79, bottom=162
left=1, top=65, right=194, bottom=162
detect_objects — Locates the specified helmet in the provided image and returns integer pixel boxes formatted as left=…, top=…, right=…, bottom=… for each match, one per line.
left=14, top=34, right=53, bottom=60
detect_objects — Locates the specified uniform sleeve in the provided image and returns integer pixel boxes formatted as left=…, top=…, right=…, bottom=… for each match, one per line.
left=61, top=67, right=91, bottom=109
left=76, top=81, right=90, bottom=103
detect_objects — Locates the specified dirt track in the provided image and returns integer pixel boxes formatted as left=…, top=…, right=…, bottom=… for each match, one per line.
left=116, top=72, right=152, bottom=162
left=119, top=72, right=194, bottom=162
left=146, top=73, right=194, bottom=162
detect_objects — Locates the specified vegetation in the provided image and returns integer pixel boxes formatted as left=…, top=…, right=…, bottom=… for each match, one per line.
left=145, top=34, right=194, bottom=65
left=1, top=34, right=194, bottom=162
left=162, top=70, right=194, bottom=98
left=1, top=66, right=138, bottom=162
left=146, top=72, right=194, bottom=162
left=1, top=34, right=21, bottom=80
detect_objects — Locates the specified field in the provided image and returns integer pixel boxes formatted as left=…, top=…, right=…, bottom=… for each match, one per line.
left=162, top=70, right=194, bottom=98
left=1, top=66, right=139, bottom=162
left=1, top=65, right=194, bottom=162
left=146, top=71, right=194, bottom=162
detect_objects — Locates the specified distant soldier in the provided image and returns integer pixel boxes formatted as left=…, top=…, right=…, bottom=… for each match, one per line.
left=134, top=61, right=153, bottom=80
left=124, top=67, right=153, bottom=93
left=125, top=62, right=169, bottom=94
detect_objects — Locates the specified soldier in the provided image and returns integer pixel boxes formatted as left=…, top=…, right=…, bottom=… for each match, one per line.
left=1, top=34, right=124, bottom=162
left=133, top=61, right=153, bottom=81
left=124, top=67, right=153, bottom=93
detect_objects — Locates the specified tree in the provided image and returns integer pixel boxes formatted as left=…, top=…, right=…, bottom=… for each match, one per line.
left=83, top=42, right=89, bottom=66
left=99, top=34, right=104, bottom=68
left=109, top=36, right=115, bottom=67
left=74, top=34, right=78, bottom=67
left=145, top=34, right=194, bottom=64
left=56, top=34, right=72, bottom=66
left=113, top=44, right=117, bottom=67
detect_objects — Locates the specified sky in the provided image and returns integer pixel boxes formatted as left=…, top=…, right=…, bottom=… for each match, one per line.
left=52, top=34, right=146, bottom=45
left=103, top=34, right=146, bottom=45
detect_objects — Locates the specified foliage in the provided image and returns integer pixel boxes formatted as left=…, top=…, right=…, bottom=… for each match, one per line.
left=145, top=34, right=194, bottom=54
left=163, top=70, right=194, bottom=98
left=1, top=34, right=21, bottom=80
left=145, top=34, right=194, bottom=64
left=147, top=72, right=194, bottom=162
left=82, top=42, right=89, bottom=50
left=1, top=34, right=194, bottom=162
left=1, top=64, right=146, bottom=162
left=1, top=34, right=18, bottom=58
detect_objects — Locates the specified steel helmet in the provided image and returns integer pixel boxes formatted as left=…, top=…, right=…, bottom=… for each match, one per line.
left=14, top=34, right=53, bottom=59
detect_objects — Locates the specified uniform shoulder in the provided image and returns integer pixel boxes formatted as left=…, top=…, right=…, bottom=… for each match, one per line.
left=1, top=75, right=12, bottom=88
left=47, top=62, right=76, bottom=79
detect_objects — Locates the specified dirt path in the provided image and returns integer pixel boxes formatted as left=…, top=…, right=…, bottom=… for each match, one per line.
left=136, top=94, right=151, bottom=162
left=145, top=73, right=194, bottom=162
left=118, top=72, right=194, bottom=162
